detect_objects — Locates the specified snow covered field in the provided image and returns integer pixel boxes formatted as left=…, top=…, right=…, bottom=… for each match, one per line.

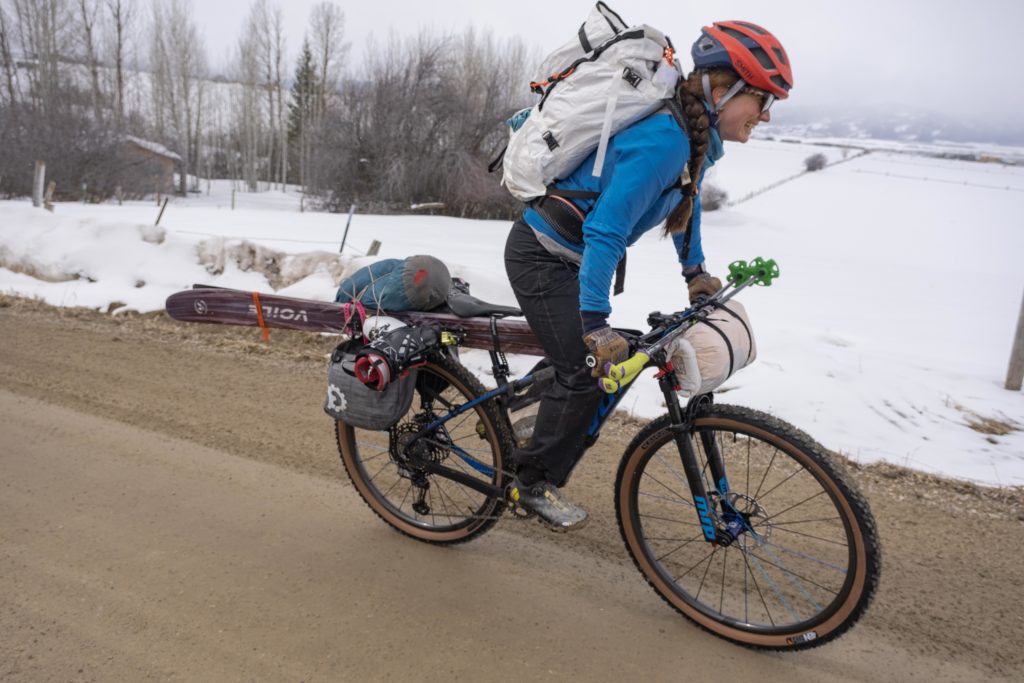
left=2, top=138, right=1022, bottom=486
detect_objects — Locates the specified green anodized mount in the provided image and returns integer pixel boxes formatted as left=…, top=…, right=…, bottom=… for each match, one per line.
left=727, top=257, right=780, bottom=287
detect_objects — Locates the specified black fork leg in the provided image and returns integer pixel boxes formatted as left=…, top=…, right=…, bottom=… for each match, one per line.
left=661, top=376, right=717, bottom=542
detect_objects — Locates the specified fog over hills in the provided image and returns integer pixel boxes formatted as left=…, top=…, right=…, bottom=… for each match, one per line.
left=768, top=104, right=1024, bottom=149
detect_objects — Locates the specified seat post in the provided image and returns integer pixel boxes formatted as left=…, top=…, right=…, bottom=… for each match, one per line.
left=488, top=314, right=511, bottom=385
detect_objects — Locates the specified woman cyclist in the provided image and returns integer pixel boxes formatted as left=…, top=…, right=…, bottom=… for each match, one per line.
left=504, top=21, right=794, bottom=529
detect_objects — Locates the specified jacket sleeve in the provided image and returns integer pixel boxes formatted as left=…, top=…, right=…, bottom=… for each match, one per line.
left=579, top=126, right=688, bottom=314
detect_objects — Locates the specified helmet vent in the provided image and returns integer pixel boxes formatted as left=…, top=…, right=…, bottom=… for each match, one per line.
left=735, top=22, right=767, bottom=35
left=770, top=74, right=790, bottom=91
left=719, top=26, right=750, bottom=44
left=772, top=47, right=788, bottom=67
left=749, top=46, right=775, bottom=69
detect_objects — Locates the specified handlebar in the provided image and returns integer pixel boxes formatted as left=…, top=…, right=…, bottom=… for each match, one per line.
left=588, top=256, right=779, bottom=394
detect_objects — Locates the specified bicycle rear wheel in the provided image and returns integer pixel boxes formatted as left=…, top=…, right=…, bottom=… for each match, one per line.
left=336, top=354, right=513, bottom=545
left=615, top=404, right=880, bottom=649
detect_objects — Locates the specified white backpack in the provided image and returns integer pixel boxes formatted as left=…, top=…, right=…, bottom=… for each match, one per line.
left=500, top=2, right=683, bottom=202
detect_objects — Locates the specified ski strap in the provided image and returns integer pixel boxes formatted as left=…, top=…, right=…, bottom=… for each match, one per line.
left=251, top=291, right=270, bottom=344
left=341, top=300, right=368, bottom=341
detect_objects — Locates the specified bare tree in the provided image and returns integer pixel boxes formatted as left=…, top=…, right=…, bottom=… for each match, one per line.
left=11, top=0, right=74, bottom=113
left=105, top=0, right=132, bottom=126
left=242, top=0, right=287, bottom=190
left=149, top=0, right=207, bottom=194
left=75, top=0, right=104, bottom=121
left=309, top=2, right=345, bottom=119
left=233, top=24, right=263, bottom=191
left=310, top=27, right=529, bottom=218
left=0, top=4, right=20, bottom=105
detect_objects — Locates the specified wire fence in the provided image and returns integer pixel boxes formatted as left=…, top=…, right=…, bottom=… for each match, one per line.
left=167, top=229, right=369, bottom=255
left=728, top=149, right=871, bottom=206
left=850, top=170, right=1024, bottom=192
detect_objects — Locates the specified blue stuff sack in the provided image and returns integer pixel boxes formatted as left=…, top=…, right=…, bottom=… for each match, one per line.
left=335, top=255, right=452, bottom=312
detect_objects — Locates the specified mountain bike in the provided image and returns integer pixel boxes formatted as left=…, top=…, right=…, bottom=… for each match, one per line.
left=333, top=258, right=880, bottom=650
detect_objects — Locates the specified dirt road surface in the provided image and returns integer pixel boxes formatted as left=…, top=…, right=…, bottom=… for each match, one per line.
left=2, top=297, right=1022, bottom=681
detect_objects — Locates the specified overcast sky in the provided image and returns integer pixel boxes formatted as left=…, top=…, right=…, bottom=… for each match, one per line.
left=190, top=0, right=1024, bottom=128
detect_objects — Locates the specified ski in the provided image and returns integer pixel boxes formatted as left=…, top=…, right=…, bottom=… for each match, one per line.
left=165, top=285, right=544, bottom=355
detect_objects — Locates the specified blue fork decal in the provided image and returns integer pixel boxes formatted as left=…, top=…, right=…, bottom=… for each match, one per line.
left=694, top=496, right=717, bottom=540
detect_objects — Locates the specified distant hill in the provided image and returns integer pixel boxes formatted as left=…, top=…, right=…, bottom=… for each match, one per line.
left=767, top=106, right=1024, bottom=148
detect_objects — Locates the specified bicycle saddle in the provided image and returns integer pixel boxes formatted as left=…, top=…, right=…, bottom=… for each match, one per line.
left=444, top=291, right=522, bottom=318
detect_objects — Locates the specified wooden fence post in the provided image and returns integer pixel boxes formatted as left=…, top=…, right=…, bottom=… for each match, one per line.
left=44, top=181, right=56, bottom=211
left=1006, top=288, right=1024, bottom=391
left=155, top=197, right=169, bottom=226
left=32, top=161, right=45, bottom=207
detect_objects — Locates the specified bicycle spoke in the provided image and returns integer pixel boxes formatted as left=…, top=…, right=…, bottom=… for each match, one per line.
left=769, top=516, right=843, bottom=527
left=694, top=545, right=720, bottom=602
left=752, top=448, right=780, bottom=500
left=337, top=358, right=511, bottom=542
left=367, top=458, right=392, bottom=485
left=639, top=513, right=701, bottom=526
left=673, top=546, right=719, bottom=583
left=740, top=545, right=775, bottom=626
left=653, top=452, right=691, bottom=491
left=747, top=552, right=802, bottom=623
left=641, top=468, right=692, bottom=505
left=760, top=539, right=849, bottom=574
left=654, top=534, right=705, bottom=563
left=719, top=547, right=728, bottom=615
left=762, top=489, right=828, bottom=524
left=771, top=525, right=849, bottom=548
left=638, top=491, right=697, bottom=507
left=756, top=464, right=810, bottom=502
left=745, top=551, right=840, bottom=595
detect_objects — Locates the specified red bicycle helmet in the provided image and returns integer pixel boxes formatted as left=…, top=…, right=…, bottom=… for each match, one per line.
left=691, top=21, right=793, bottom=98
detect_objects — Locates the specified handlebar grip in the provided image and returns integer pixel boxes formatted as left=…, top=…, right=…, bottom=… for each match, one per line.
left=596, top=352, right=650, bottom=394
left=607, top=352, right=649, bottom=384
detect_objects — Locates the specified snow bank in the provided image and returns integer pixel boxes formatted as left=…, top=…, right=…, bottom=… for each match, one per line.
left=2, top=141, right=1022, bottom=487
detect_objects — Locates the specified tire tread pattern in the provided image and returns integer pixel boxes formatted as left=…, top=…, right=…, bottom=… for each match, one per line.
left=335, top=353, right=515, bottom=546
left=614, top=403, right=881, bottom=650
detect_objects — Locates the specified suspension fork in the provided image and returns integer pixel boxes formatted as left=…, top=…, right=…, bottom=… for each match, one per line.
left=660, top=375, right=726, bottom=543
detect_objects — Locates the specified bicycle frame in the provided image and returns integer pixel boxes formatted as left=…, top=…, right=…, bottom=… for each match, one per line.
left=400, top=316, right=725, bottom=542
left=399, top=260, right=777, bottom=542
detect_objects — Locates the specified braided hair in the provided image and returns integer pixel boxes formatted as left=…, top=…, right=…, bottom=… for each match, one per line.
left=663, top=69, right=740, bottom=237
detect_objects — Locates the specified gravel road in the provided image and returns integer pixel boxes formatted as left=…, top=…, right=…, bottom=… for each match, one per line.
left=2, top=296, right=1021, bottom=681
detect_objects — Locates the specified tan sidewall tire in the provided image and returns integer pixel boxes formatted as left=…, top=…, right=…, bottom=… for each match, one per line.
left=617, top=413, right=874, bottom=648
left=337, top=359, right=508, bottom=544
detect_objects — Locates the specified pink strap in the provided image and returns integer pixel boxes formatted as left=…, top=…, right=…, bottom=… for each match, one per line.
left=342, top=300, right=368, bottom=341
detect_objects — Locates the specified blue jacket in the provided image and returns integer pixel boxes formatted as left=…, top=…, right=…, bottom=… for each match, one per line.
left=523, top=112, right=724, bottom=315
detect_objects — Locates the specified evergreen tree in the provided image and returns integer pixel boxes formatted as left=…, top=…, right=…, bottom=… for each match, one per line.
left=288, top=40, right=320, bottom=186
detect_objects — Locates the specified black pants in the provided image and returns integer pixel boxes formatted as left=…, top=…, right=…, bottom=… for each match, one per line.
left=504, top=221, right=603, bottom=487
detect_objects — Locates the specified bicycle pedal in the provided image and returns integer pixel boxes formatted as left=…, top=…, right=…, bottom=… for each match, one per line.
left=505, top=498, right=535, bottom=519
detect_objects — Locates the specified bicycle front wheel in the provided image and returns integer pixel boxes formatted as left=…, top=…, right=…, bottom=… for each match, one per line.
left=615, top=404, right=880, bottom=649
left=336, top=354, right=513, bottom=545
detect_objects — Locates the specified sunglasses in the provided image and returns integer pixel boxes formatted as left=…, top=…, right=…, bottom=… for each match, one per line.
left=742, top=86, right=776, bottom=113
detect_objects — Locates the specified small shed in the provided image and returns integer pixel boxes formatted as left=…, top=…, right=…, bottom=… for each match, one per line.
left=116, top=136, right=182, bottom=196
